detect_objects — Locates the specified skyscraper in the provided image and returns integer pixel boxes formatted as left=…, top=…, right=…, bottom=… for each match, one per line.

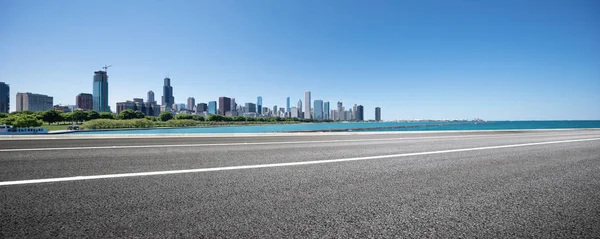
left=0, top=82, right=8, bottom=113
left=257, top=96, right=262, bottom=114
left=208, top=101, right=217, bottom=115
left=337, top=101, right=343, bottom=120
left=304, top=91, right=311, bottom=119
left=324, top=102, right=330, bottom=120
left=313, top=100, right=323, bottom=120
left=16, top=92, right=53, bottom=112
left=187, top=97, right=195, bottom=111
left=352, top=104, right=358, bottom=120
left=375, top=107, right=381, bottom=121
left=244, top=103, right=256, bottom=113
left=93, top=70, right=109, bottom=112
left=231, top=98, right=237, bottom=111
left=76, top=93, right=93, bottom=111
left=147, top=91, right=155, bottom=103
left=286, top=97, right=290, bottom=113
left=356, top=105, right=364, bottom=121
left=297, top=99, right=303, bottom=117
left=196, top=103, right=208, bottom=113
left=162, top=77, right=174, bottom=112
left=218, top=97, right=231, bottom=115
left=273, top=105, right=277, bottom=116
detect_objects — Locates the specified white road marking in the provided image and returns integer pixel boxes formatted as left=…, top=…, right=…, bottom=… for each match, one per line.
left=1, top=137, right=599, bottom=186
left=1, top=132, right=597, bottom=152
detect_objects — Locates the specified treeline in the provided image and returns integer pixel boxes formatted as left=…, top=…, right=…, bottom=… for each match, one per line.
left=0, top=109, right=333, bottom=128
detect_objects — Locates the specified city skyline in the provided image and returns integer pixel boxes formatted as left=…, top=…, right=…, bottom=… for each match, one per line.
left=2, top=1, right=599, bottom=120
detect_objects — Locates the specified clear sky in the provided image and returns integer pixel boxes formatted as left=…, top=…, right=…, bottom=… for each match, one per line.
left=1, top=0, right=599, bottom=120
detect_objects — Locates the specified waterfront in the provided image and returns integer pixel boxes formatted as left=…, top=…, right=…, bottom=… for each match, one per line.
left=72, top=120, right=600, bottom=135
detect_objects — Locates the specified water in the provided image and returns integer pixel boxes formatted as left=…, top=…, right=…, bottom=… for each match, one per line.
left=73, top=120, right=600, bottom=135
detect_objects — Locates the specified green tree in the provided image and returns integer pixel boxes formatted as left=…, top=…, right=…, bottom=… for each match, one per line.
left=0, top=113, right=7, bottom=118
left=71, top=110, right=89, bottom=123
left=61, top=112, right=74, bottom=124
left=12, top=115, right=43, bottom=127
left=134, top=110, right=145, bottom=119
left=175, top=114, right=194, bottom=120
left=99, top=112, right=115, bottom=119
left=42, top=110, right=62, bottom=125
left=207, top=114, right=226, bottom=121
left=118, top=109, right=137, bottom=120
left=159, top=112, right=174, bottom=122
left=87, top=110, right=100, bottom=120
left=192, top=115, right=205, bottom=121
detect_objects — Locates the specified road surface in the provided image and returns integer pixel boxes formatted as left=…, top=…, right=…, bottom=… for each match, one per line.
left=1, top=130, right=600, bottom=238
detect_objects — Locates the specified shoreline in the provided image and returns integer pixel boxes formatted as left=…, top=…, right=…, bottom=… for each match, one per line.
left=1, top=128, right=599, bottom=140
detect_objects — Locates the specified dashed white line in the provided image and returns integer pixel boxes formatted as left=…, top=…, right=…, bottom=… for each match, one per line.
left=1, top=137, right=598, bottom=186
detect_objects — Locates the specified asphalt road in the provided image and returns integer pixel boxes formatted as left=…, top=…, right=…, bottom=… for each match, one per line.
left=1, top=130, right=600, bottom=238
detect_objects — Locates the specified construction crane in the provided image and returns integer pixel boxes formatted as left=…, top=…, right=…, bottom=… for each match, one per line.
left=102, top=64, right=112, bottom=72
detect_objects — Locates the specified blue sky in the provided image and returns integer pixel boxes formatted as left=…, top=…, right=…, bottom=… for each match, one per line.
left=1, top=0, right=599, bottom=120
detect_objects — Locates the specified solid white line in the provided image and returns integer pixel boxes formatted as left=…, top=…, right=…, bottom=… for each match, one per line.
left=1, top=137, right=599, bottom=186
left=2, top=131, right=598, bottom=152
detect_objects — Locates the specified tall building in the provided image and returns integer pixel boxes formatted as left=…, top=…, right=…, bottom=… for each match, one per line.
left=352, top=104, right=358, bottom=120
left=147, top=91, right=155, bottom=103
left=375, top=107, right=381, bottom=121
left=304, top=91, right=311, bottom=119
left=273, top=105, right=277, bottom=116
left=257, top=96, right=262, bottom=114
left=290, top=107, right=299, bottom=118
left=75, top=93, right=93, bottom=111
left=356, top=105, right=364, bottom=121
left=231, top=98, right=237, bottom=111
left=218, top=97, right=231, bottom=115
left=244, top=103, right=256, bottom=113
left=116, top=101, right=136, bottom=114
left=0, top=82, right=8, bottom=113
left=324, top=102, right=330, bottom=120
left=286, top=97, right=290, bottom=113
left=196, top=103, right=208, bottom=113
left=187, top=97, right=195, bottom=111
left=162, top=77, right=174, bottom=112
left=297, top=99, right=303, bottom=117
left=208, top=101, right=217, bottom=115
left=15, top=92, right=53, bottom=112
left=93, top=70, right=109, bottom=112
left=337, top=101, right=343, bottom=120
left=313, top=100, right=323, bottom=120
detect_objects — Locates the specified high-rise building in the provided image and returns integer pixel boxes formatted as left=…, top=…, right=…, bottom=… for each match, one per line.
left=324, top=102, right=330, bottom=120
left=16, top=92, right=53, bottom=112
left=116, top=101, right=136, bottom=114
left=0, top=82, right=8, bottom=113
left=218, top=97, right=231, bottom=115
left=75, top=93, right=93, bottom=111
left=297, top=99, right=302, bottom=114
left=352, top=104, right=358, bottom=120
left=290, top=107, right=299, bottom=118
left=196, top=103, right=208, bottom=113
left=231, top=98, right=237, bottom=111
left=273, top=105, right=277, bottom=116
left=375, top=107, right=381, bottom=121
left=244, top=103, right=256, bottom=113
left=93, top=70, right=109, bottom=112
left=162, top=77, right=174, bottom=112
left=147, top=91, right=155, bottom=103
left=257, top=96, right=263, bottom=114
left=337, top=102, right=343, bottom=120
left=187, top=97, right=195, bottom=111
left=313, top=100, right=323, bottom=120
left=208, top=101, right=217, bottom=115
left=304, top=91, right=311, bottom=119
left=286, top=97, right=290, bottom=113
left=356, top=105, right=364, bottom=121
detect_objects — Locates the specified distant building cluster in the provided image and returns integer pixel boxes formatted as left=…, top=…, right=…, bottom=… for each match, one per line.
left=1, top=68, right=382, bottom=121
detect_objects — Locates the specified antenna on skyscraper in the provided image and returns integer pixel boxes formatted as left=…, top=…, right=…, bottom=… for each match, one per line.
left=102, top=64, right=112, bottom=72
